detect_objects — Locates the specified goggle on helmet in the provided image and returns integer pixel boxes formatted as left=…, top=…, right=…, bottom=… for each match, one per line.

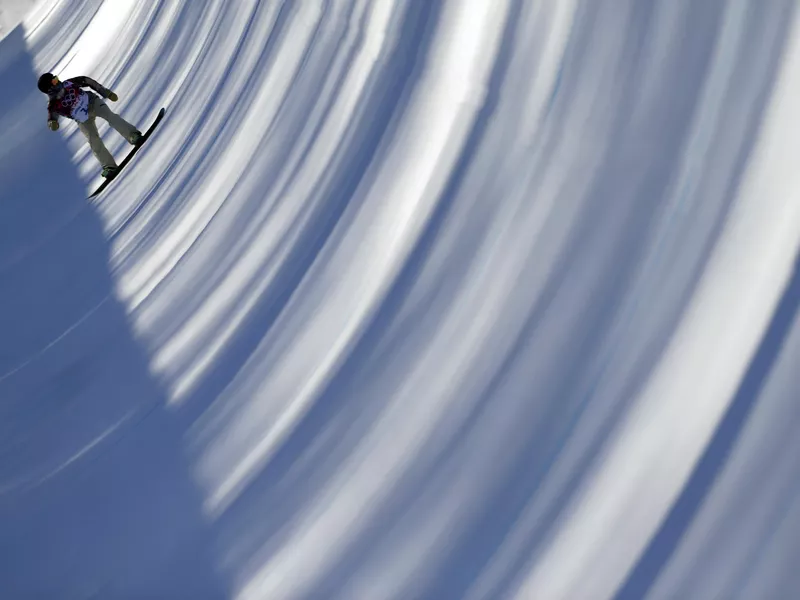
left=37, top=73, right=61, bottom=94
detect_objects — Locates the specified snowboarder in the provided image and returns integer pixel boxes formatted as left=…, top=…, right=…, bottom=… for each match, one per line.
left=37, top=72, right=142, bottom=179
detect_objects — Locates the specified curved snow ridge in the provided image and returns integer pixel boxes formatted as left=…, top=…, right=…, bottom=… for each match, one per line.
left=17, top=0, right=800, bottom=598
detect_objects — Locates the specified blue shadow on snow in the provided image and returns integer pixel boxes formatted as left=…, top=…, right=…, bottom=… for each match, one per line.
left=0, top=26, right=227, bottom=599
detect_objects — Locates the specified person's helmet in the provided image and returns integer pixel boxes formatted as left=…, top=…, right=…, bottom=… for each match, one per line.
left=37, top=72, right=60, bottom=94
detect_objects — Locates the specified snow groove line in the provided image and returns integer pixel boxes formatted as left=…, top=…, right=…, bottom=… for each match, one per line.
left=0, top=408, right=134, bottom=497
left=0, top=293, right=111, bottom=384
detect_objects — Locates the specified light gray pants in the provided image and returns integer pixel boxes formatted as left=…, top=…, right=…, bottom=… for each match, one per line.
left=78, top=99, right=138, bottom=169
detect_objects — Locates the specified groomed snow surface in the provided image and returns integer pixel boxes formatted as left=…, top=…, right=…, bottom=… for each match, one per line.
left=1, top=1, right=799, bottom=598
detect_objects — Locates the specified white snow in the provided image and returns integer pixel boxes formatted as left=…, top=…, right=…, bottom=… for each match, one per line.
left=1, top=0, right=799, bottom=598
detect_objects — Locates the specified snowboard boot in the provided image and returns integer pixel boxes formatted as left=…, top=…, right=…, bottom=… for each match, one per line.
left=102, top=165, right=119, bottom=179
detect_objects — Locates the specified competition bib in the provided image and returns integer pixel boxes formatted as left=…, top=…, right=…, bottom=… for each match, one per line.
left=59, top=83, right=90, bottom=123
left=69, top=91, right=90, bottom=123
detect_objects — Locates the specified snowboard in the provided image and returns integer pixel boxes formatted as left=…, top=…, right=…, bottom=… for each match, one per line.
left=88, top=107, right=166, bottom=198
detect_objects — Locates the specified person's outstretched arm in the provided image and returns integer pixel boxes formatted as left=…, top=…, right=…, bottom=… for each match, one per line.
left=67, top=76, right=118, bottom=101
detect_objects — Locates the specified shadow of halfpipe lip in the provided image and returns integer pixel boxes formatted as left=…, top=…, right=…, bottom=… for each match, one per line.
left=0, top=25, right=228, bottom=598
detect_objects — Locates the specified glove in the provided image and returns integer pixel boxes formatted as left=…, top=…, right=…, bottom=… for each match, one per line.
left=48, top=119, right=59, bottom=131
left=107, top=91, right=118, bottom=102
